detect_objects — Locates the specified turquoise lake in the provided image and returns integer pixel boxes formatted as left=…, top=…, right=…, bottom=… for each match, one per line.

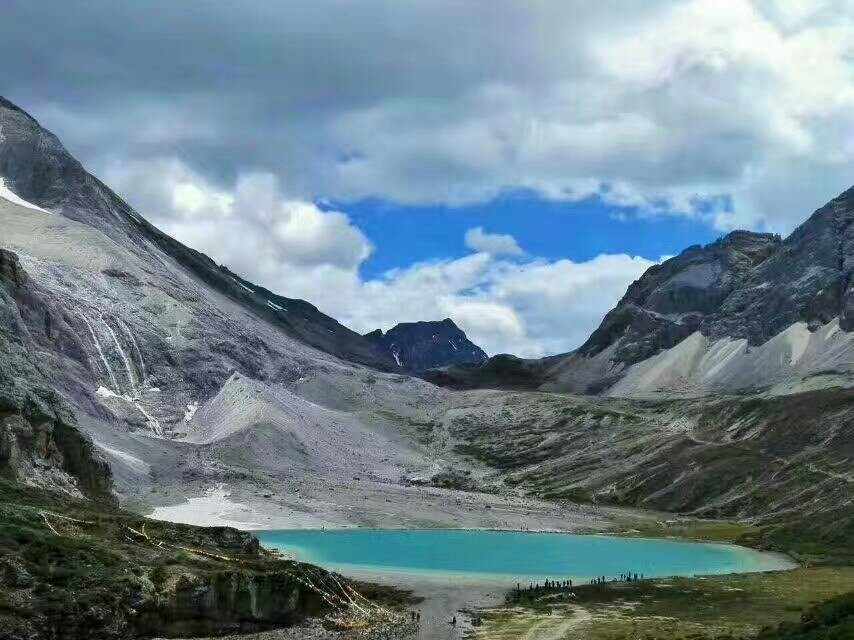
left=255, top=529, right=788, bottom=582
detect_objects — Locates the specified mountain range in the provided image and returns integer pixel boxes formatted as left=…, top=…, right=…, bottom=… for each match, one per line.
left=1, top=94, right=853, bottom=567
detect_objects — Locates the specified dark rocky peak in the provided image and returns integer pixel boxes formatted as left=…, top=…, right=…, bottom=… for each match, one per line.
left=0, top=97, right=122, bottom=232
left=0, top=248, right=27, bottom=290
left=365, top=318, right=488, bottom=372
left=0, top=96, right=40, bottom=123
left=578, top=185, right=854, bottom=368
left=579, top=229, right=783, bottom=364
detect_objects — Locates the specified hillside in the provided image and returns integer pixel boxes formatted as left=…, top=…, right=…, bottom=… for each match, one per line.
left=429, top=192, right=854, bottom=398
left=0, top=94, right=852, bottom=566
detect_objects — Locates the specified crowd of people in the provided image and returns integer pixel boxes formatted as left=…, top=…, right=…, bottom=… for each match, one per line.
left=406, top=573, right=650, bottom=632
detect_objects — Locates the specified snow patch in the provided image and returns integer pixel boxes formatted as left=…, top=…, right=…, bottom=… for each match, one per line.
left=147, top=485, right=263, bottom=529
left=184, top=401, right=198, bottom=422
left=96, top=386, right=119, bottom=398
left=449, top=339, right=458, bottom=351
left=266, top=300, right=285, bottom=311
left=238, top=282, right=254, bottom=293
left=392, top=350, right=402, bottom=367
left=0, top=177, right=50, bottom=214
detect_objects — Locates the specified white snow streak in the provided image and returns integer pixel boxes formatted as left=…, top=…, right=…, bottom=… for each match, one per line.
left=0, top=177, right=50, bottom=214
left=117, top=318, right=146, bottom=383
left=266, top=300, right=285, bottom=311
left=79, top=313, right=120, bottom=392
left=184, top=401, right=198, bottom=422
left=101, top=315, right=138, bottom=393
left=95, top=443, right=151, bottom=475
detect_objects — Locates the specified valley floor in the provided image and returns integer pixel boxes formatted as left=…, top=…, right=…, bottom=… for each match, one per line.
left=169, top=566, right=852, bottom=640
left=147, top=494, right=806, bottom=640
left=145, top=478, right=640, bottom=533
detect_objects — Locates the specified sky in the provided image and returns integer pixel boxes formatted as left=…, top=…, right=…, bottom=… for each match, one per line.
left=2, top=0, right=854, bottom=357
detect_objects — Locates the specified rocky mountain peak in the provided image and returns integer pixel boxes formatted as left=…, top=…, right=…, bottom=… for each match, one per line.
left=365, top=318, right=488, bottom=372
left=0, top=97, right=95, bottom=222
left=577, top=228, right=783, bottom=365
left=0, top=95, right=394, bottom=371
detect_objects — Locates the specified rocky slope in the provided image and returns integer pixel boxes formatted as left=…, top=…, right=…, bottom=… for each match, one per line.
left=0, top=96, right=393, bottom=373
left=364, top=318, right=488, bottom=372
left=0, top=241, right=405, bottom=639
left=429, top=191, right=854, bottom=398
left=1, top=94, right=853, bottom=566
left=0, top=96, right=497, bottom=526
left=0, top=477, right=408, bottom=640
left=441, top=388, right=854, bottom=558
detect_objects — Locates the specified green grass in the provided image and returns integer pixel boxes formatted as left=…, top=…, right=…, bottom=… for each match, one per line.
left=757, top=591, right=854, bottom=639
left=470, top=568, right=854, bottom=640
left=609, top=515, right=762, bottom=546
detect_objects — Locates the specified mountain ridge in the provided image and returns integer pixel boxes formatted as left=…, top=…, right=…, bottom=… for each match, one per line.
left=0, top=97, right=395, bottom=372
left=428, top=196, right=854, bottom=397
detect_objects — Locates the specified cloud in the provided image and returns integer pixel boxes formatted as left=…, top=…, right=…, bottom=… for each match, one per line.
left=4, top=0, right=854, bottom=236
left=102, top=157, right=654, bottom=357
left=103, top=158, right=372, bottom=281
left=108, top=157, right=654, bottom=356
left=325, top=251, right=656, bottom=358
left=464, top=227, right=524, bottom=256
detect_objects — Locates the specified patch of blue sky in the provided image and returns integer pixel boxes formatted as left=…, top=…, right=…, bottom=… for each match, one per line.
left=323, top=189, right=723, bottom=279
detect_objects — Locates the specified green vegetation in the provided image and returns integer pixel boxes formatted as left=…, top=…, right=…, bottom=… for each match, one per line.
left=470, top=568, right=854, bottom=640
left=609, top=515, right=763, bottom=546
left=0, top=480, right=411, bottom=639
left=757, top=591, right=854, bottom=639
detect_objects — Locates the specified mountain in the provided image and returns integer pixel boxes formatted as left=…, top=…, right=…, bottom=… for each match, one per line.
left=0, top=96, right=393, bottom=373
left=0, top=94, right=852, bottom=568
left=364, top=318, right=488, bottom=371
left=0, top=248, right=365, bottom=640
left=0, top=96, right=486, bottom=525
left=429, top=193, right=854, bottom=397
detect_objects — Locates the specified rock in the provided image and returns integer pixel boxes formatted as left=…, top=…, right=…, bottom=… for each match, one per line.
left=365, top=318, right=488, bottom=372
left=429, top=189, right=854, bottom=396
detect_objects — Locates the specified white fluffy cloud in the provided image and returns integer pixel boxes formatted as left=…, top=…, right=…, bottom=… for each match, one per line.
left=464, top=227, right=524, bottom=256
left=104, top=158, right=372, bottom=280
left=104, top=157, right=654, bottom=357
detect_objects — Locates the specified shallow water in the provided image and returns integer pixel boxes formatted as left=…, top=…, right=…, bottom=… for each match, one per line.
left=256, top=528, right=789, bottom=582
